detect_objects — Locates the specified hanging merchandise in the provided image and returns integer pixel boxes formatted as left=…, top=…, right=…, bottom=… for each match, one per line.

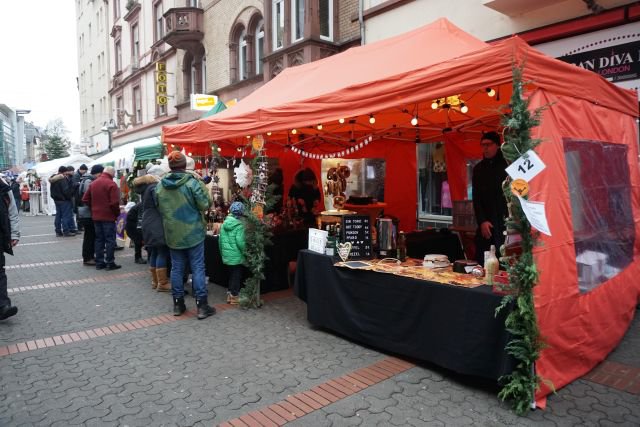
left=233, top=159, right=253, bottom=188
left=250, top=151, right=269, bottom=206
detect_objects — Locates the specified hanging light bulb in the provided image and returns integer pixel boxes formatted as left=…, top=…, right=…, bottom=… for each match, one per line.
left=460, top=103, right=469, bottom=114
left=317, top=124, right=323, bottom=130
left=188, top=152, right=193, bottom=156
left=217, top=147, right=222, bottom=152
left=369, top=114, right=376, bottom=124
left=236, top=146, right=242, bottom=152
left=431, top=100, right=439, bottom=110
left=338, top=118, right=345, bottom=124
left=411, top=116, right=418, bottom=126
left=266, top=132, right=272, bottom=136
left=291, top=129, right=297, bottom=134
left=486, top=87, right=496, bottom=97
left=246, top=135, right=251, bottom=139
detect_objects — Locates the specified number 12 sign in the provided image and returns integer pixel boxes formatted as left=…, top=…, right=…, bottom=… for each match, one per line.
left=505, top=149, right=546, bottom=182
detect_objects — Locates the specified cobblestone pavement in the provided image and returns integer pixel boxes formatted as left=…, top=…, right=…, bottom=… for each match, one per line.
left=1, top=215, right=638, bottom=426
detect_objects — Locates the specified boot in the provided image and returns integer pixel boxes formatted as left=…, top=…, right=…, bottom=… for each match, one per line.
left=156, top=268, right=171, bottom=292
left=149, top=267, right=158, bottom=290
left=173, top=297, right=186, bottom=316
left=196, top=297, right=216, bottom=320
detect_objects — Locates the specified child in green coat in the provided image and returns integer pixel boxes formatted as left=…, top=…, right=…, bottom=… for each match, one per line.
left=219, top=201, right=246, bottom=304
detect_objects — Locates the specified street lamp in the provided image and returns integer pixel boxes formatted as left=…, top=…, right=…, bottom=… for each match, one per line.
left=101, top=119, right=117, bottom=152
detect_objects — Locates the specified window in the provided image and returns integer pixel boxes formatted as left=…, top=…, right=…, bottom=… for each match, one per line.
left=89, top=63, right=93, bottom=86
left=97, top=54, right=101, bottom=79
left=114, top=0, right=120, bottom=20
left=563, top=138, right=634, bottom=293
left=188, top=0, right=198, bottom=6
left=115, top=40, right=122, bottom=72
left=238, top=30, right=248, bottom=81
left=131, top=23, right=140, bottom=65
left=255, top=20, right=264, bottom=75
left=133, top=86, right=142, bottom=124
left=291, top=0, right=304, bottom=42
left=319, top=0, right=333, bottom=41
left=201, top=56, right=207, bottom=92
left=88, top=23, right=92, bottom=45
left=272, top=0, right=284, bottom=50
left=91, top=104, right=95, bottom=130
left=154, top=1, right=164, bottom=41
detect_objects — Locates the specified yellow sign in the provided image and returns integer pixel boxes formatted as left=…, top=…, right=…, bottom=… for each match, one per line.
left=155, top=61, right=167, bottom=106
left=190, top=94, right=219, bottom=111
left=511, top=178, right=529, bottom=197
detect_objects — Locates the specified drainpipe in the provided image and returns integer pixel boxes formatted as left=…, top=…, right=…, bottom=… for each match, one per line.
left=358, top=0, right=365, bottom=45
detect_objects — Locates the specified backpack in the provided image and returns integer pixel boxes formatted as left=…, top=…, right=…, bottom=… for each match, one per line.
left=77, top=177, right=93, bottom=219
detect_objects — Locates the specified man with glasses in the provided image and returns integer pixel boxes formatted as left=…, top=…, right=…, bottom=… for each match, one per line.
left=472, top=131, right=508, bottom=265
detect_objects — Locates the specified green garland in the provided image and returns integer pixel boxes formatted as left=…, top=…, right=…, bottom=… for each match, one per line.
left=496, top=64, right=552, bottom=414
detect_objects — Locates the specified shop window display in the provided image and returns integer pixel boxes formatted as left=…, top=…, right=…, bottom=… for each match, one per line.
left=320, top=158, right=385, bottom=210
left=563, top=138, right=634, bottom=293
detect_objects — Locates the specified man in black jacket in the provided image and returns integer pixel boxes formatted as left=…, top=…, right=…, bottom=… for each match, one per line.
left=72, top=164, right=88, bottom=231
left=49, top=166, right=76, bottom=236
left=472, top=131, right=508, bottom=265
left=0, top=175, right=20, bottom=320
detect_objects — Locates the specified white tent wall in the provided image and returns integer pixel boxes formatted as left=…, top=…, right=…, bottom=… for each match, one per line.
left=89, top=137, right=161, bottom=171
left=34, top=154, right=94, bottom=215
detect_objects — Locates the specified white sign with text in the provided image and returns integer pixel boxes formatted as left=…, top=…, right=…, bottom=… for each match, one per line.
left=518, top=197, right=552, bottom=236
left=308, top=228, right=328, bottom=254
left=506, top=150, right=546, bottom=182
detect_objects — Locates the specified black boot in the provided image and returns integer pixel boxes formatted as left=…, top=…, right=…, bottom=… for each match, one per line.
left=135, top=257, right=147, bottom=264
left=0, top=305, right=18, bottom=320
left=196, top=297, right=216, bottom=320
left=173, top=297, right=186, bottom=316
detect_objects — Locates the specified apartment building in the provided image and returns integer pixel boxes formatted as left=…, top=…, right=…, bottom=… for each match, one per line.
left=163, top=0, right=360, bottom=123
left=75, top=0, right=112, bottom=155
left=0, top=105, right=16, bottom=169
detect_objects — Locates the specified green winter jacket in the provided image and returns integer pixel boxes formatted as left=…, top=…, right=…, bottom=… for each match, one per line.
left=219, top=215, right=246, bottom=266
left=156, top=171, right=212, bottom=249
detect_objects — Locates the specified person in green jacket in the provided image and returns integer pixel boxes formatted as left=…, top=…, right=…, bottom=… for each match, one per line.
left=156, top=151, right=215, bottom=319
left=219, top=201, right=246, bottom=305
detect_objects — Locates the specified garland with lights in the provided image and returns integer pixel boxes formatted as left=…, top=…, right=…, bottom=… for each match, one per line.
left=291, top=135, right=373, bottom=159
left=496, top=64, right=552, bottom=415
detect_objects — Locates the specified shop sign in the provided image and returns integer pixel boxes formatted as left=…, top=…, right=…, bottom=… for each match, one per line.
left=190, top=94, right=219, bottom=111
left=341, top=215, right=372, bottom=259
left=559, top=40, right=640, bottom=83
left=155, top=61, right=168, bottom=106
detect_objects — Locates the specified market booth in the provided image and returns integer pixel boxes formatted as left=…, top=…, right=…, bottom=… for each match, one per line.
left=34, top=154, right=94, bottom=215
left=162, top=19, right=640, bottom=405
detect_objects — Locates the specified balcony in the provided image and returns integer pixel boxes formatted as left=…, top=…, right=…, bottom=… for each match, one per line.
left=162, top=7, right=204, bottom=54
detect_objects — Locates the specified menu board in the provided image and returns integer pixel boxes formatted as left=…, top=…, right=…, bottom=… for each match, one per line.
left=341, top=215, right=372, bottom=260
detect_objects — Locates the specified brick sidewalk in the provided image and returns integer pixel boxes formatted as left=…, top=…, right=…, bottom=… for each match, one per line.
left=0, top=215, right=638, bottom=426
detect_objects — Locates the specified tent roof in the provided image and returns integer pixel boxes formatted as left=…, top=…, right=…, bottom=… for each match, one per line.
left=163, top=18, right=637, bottom=145
left=34, top=154, right=94, bottom=176
left=91, top=136, right=161, bottom=170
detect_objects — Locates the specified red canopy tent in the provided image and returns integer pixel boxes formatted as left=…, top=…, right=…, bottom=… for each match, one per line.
left=163, top=18, right=640, bottom=403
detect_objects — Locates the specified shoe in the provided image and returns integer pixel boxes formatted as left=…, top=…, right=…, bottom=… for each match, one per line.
left=105, top=264, right=122, bottom=271
left=156, top=268, right=170, bottom=292
left=0, top=305, right=18, bottom=320
left=83, top=259, right=96, bottom=266
left=134, top=257, right=147, bottom=265
left=96, top=264, right=106, bottom=270
left=228, top=295, right=239, bottom=305
left=196, top=298, right=216, bottom=320
left=173, top=297, right=186, bottom=316
left=56, top=232, right=63, bottom=237
left=114, top=246, right=125, bottom=251
left=226, top=291, right=231, bottom=303
left=63, top=232, right=76, bottom=237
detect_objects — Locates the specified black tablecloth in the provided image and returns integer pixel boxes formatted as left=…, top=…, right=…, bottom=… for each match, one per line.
left=205, top=228, right=308, bottom=294
left=295, top=250, right=513, bottom=380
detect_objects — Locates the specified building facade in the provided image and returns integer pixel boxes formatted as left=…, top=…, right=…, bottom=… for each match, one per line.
left=24, top=122, right=41, bottom=164
left=75, top=0, right=112, bottom=155
left=0, top=105, right=16, bottom=170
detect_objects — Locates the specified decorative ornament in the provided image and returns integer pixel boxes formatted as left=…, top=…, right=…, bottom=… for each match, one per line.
left=234, top=159, right=253, bottom=188
left=337, top=242, right=352, bottom=262
left=250, top=152, right=269, bottom=205
left=510, top=178, right=529, bottom=197
left=252, top=134, right=265, bottom=151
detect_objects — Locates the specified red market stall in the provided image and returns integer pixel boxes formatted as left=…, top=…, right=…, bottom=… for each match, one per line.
left=162, top=18, right=640, bottom=404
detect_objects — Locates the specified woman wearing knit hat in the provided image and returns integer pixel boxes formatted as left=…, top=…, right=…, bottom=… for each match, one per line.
left=219, top=201, right=247, bottom=304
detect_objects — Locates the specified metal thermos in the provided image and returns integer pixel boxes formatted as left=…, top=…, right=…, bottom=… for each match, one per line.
left=377, top=218, right=396, bottom=255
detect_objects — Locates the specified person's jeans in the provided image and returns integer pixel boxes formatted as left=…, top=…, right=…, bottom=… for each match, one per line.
left=94, top=221, right=116, bottom=267
left=80, top=218, right=95, bottom=262
left=0, top=252, right=10, bottom=308
left=54, top=200, right=75, bottom=234
left=169, top=241, right=206, bottom=299
left=228, top=265, right=245, bottom=296
left=149, top=245, right=169, bottom=268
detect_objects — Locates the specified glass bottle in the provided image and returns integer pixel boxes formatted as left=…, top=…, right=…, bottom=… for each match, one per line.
left=397, top=231, right=407, bottom=262
left=484, top=244, right=499, bottom=285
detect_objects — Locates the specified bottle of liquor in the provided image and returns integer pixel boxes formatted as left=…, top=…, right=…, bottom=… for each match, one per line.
left=325, top=224, right=336, bottom=256
left=484, top=244, right=499, bottom=286
left=397, top=231, right=407, bottom=262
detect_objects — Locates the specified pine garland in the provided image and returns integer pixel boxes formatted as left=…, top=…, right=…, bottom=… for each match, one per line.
left=496, top=64, right=552, bottom=414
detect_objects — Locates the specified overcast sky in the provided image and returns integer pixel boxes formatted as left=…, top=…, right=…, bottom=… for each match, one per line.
left=0, top=1, right=80, bottom=143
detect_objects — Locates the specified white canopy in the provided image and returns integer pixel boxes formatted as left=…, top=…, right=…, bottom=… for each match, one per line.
left=90, top=136, right=161, bottom=170
left=34, top=154, right=94, bottom=176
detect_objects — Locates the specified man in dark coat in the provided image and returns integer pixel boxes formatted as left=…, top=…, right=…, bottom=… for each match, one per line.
left=49, top=166, right=76, bottom=236
left=77, top=165, right=103, bottom=265
left=472, top=131, right=508, bottom=265
left=0, top=175, right=20, bottom=320
left=72, top=164, right=88, bottom=231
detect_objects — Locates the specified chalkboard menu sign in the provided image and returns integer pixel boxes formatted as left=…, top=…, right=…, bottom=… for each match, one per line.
left=341, top=215, right=373, bottom=259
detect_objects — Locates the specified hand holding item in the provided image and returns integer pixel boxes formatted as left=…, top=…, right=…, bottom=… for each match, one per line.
left=11, top=239, right=18, bottom=247
left=480, top=221, right=493, bottom=239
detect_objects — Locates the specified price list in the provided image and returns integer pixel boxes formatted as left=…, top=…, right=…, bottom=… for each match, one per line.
left=341, top=215, right=372, bottom=259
